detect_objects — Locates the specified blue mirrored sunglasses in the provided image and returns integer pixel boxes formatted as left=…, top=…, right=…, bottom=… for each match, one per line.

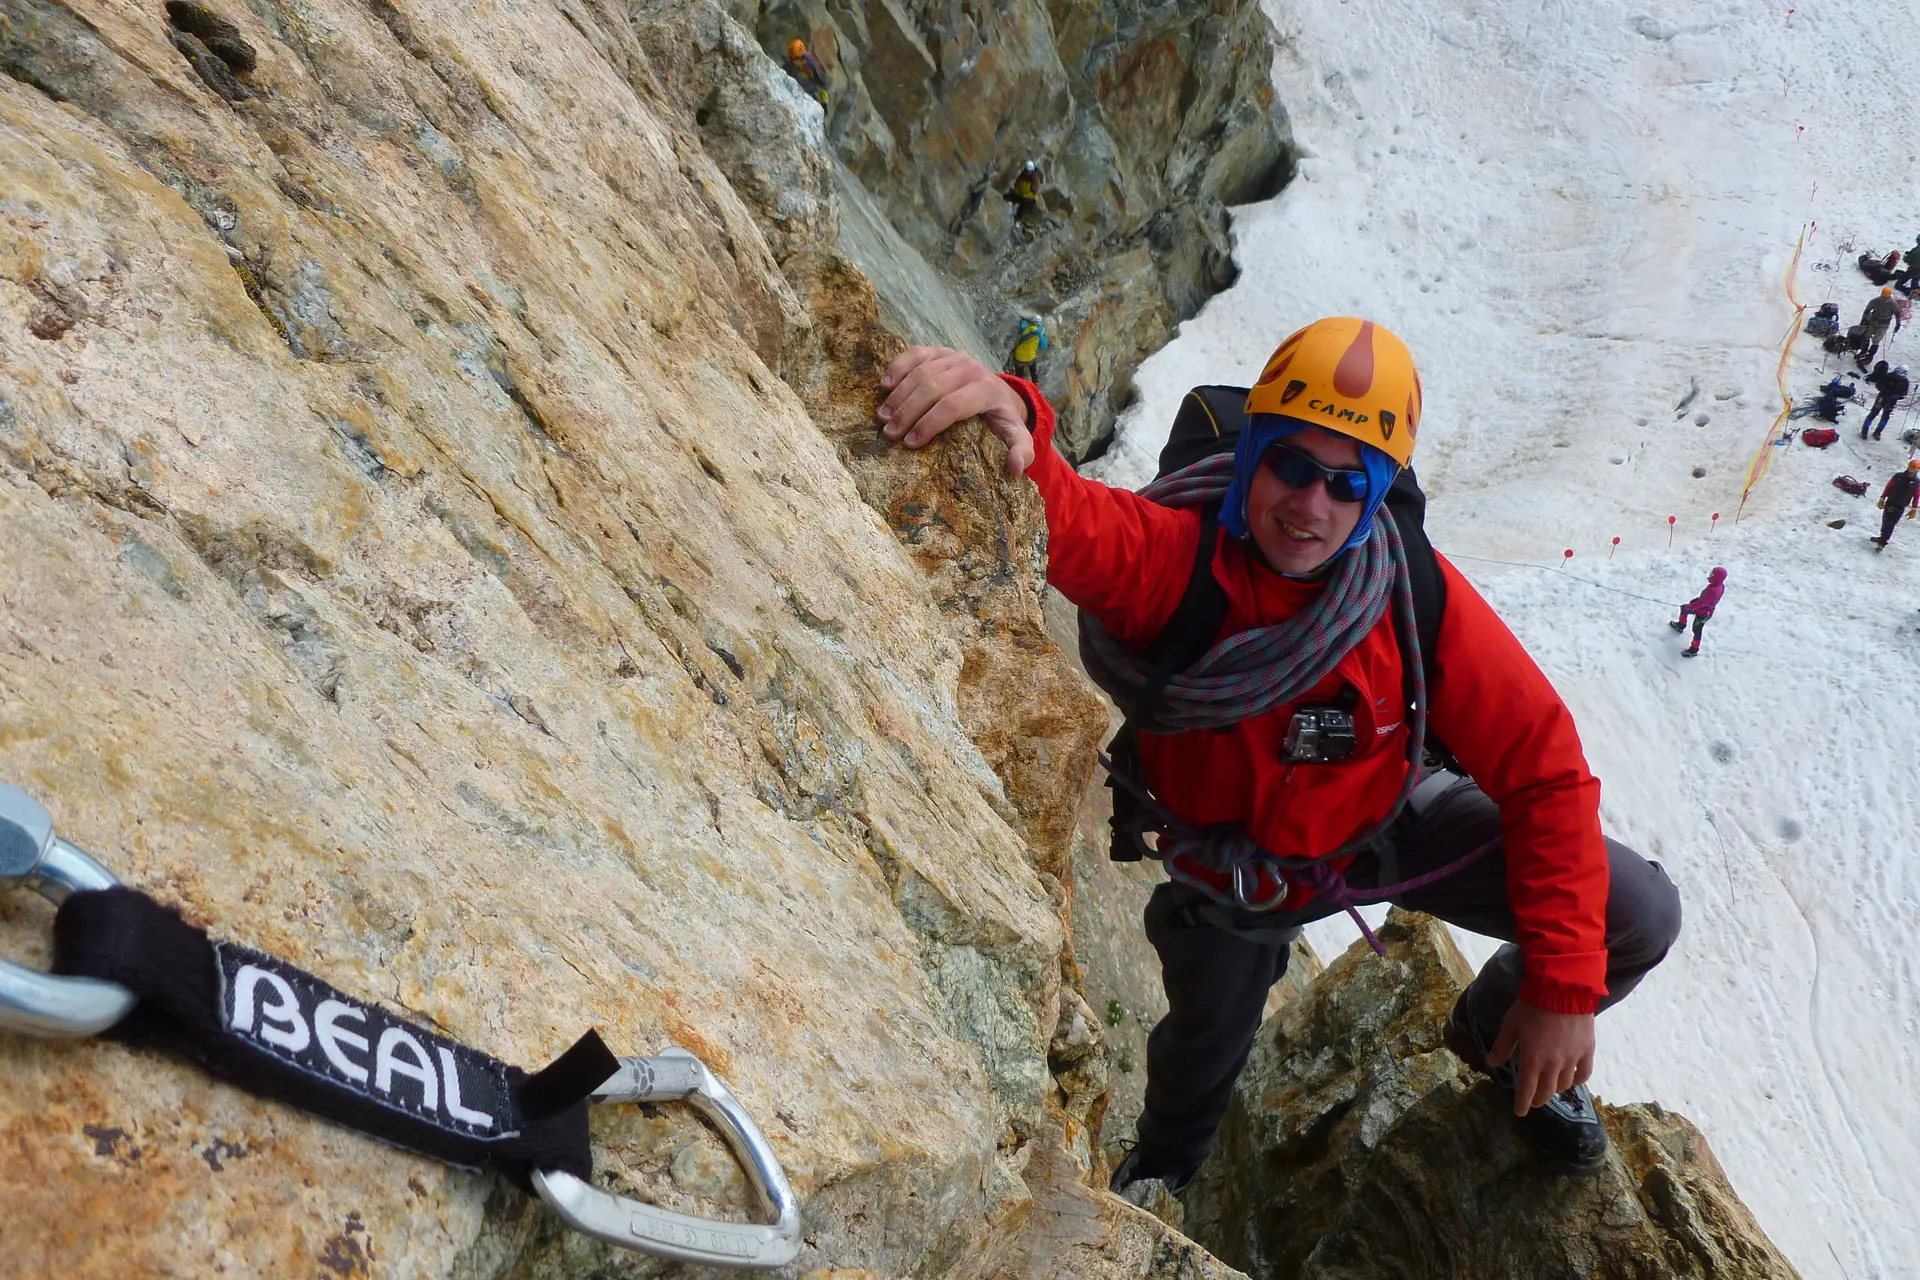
left=1260, top=441, right=1372, bottom=504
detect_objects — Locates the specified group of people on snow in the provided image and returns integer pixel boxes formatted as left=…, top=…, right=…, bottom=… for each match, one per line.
left=1802, top=239, right=1920, bottom=551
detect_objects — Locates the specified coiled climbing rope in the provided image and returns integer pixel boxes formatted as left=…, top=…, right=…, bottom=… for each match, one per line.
left=1076, top=453, right=1476, bottom=947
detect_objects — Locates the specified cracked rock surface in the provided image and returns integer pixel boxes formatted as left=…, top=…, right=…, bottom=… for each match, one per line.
left=1180, top=911, right=1801, bottom=1280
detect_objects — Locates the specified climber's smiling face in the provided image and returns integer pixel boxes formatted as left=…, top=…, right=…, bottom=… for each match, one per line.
left=1244, top=426, right=1367, bottom=576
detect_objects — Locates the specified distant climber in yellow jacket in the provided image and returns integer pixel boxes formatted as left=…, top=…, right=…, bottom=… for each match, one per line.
left=1006, top=315, right=1048, bottom=382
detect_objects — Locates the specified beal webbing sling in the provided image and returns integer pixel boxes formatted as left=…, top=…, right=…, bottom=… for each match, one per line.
left=0, top=783, right=801, bottom=1269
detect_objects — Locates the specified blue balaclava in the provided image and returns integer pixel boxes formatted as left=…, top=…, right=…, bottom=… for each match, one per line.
left=1219, top=414, right=1401, bottom=566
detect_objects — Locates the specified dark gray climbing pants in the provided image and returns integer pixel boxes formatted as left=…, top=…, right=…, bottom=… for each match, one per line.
left=1881, top=503, right=1905, bottom=544
left=1133, top=772, right=1683, bottom=1178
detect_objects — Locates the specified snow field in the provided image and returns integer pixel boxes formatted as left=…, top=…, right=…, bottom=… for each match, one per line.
left=1090, top=2, right=1920, bottom=1275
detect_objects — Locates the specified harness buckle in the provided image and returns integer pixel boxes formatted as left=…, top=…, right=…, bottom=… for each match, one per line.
left=0, top=783, right=138, bottom=1037
left=531, top=1049, right=803, bottom=1268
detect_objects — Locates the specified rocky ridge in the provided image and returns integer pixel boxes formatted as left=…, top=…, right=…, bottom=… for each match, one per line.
left=1177, top=911, right=1801, bottom=1280
left=744, top=0, right=1294, bottom=459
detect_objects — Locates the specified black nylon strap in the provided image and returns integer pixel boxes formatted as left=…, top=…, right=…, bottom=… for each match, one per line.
left=1134, top=506, right=1229, bottom=734
left=52, top=887, right=616, bottom=1191
left=1107, top=506, right=1230, bottom=861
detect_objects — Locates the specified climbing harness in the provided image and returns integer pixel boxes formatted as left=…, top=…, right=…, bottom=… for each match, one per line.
left=1079, top=454, right=1496, bottom=954
left=0, top=782, right=801, bottom=1269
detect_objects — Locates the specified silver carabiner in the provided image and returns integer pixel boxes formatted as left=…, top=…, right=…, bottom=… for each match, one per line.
left=0, top=783, right=138, bottom=1037
left=1231, top=861, right=1290, bottom=913
left=532, top=1048, right=802, bottom=1268
left=4, top=784, right=802, bottom=1263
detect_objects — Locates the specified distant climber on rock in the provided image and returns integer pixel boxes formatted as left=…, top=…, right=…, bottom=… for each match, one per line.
left=874, top=320, right=1683, bottom=1195
left=1873, top=460, right=1920, bottom=549
left=1863, top=362, right=1909, bottom=439
left=1004, top=160, right=1044, bottom=233
left=782, top=38, right=829, bottom=107
left=1006, top=315, right=1048, bottom=382
left=1667, top=568, right=1726, bottom=658
left=1857, top=288, right=1901, bottom=367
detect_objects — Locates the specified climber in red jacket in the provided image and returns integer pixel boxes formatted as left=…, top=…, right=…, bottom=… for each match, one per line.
left=875, top=321, right=1680, bottom=1194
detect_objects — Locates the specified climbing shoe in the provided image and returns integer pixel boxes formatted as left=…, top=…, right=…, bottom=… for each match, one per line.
left=1445, top=1003, right=1610, bottom=1173
left=1668, top=620, right=1686, bottom=632
left=1682, top=647, right=1699, bottom=658
left=1108, top=1142, right=1195, bottom=1206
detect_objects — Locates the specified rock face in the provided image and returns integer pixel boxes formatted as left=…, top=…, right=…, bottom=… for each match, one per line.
left=952, top=1121, right=1251, bottom=1280
left=747, top=0, right=1293, bottom=458
left=1181, top=911, right=1802, bottom=1280
left=0, top=0, right=1272, bottom=1273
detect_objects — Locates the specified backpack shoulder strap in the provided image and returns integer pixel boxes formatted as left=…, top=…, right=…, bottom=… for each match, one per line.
left=1400, top=514, right=1447, bottom=682
left=1105, top=505, right=1227, bottom=861
left=1382, top=469, right=1455, bottom=771
left=1382, top=469, right=1445, bottom=680
left=1132, top=506, right=1229, bottom=733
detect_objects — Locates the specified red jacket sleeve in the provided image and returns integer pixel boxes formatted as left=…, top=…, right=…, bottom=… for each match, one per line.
left=1004, top=376, right=1203, bottom=648
left=1426, top=557, right=1610, bottom=1013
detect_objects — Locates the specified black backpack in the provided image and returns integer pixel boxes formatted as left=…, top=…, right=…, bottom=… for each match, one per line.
left=1094, top=385, right=1453, bottom=863
left=1889, top=469, right=1920, bottom=509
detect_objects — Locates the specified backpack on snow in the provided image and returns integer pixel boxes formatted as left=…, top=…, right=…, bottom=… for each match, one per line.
left=1802, top=427, right=1839, bottom=447
left=1807, top=302, right=1840, bottom=339
left=1091, top=385, right=1453, bottom=865
left=1859, top=252, right=1900, bottom=285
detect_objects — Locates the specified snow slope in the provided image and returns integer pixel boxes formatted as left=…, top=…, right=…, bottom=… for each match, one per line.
left=1090, top=2, right=1920, bottom=1275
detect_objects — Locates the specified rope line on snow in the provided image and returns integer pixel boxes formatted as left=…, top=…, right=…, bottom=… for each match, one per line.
left=1439, top=551, right=1683, bottom=608
left=1739, top=223, right=1812, bottom=520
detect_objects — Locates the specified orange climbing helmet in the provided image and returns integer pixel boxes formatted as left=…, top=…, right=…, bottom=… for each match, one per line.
left=788, top=38, right=807, bottom=57
left=1244, top=317, right=1423, bottom=467
left=1883, top=286, right=1895, bottom=297
left=1908, top=459, right=1920, bottom=472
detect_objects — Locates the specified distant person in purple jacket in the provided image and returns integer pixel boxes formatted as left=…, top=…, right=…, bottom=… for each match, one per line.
left=1669, top=567, right=1727, bottom=658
